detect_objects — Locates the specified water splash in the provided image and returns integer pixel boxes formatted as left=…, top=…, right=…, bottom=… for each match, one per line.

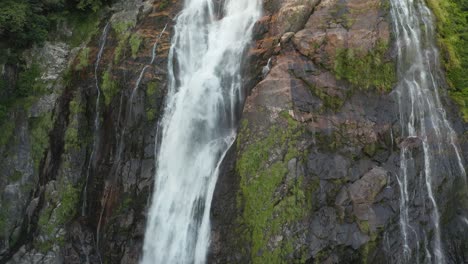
left=82, top=22, right=110, bottom=216
left=389, top=0, right=466, bottom=262
left=141, top=1, right=261, bottom=263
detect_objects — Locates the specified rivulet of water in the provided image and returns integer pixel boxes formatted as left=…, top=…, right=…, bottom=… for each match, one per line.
left=141, top=1, right=261, bottom=263
left=82, top=22, right=110, bottom=216
left=389, top=0, right=466, bottom=262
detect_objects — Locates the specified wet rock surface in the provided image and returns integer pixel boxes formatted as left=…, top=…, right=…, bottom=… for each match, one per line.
left=0, top=0, right=179, bottom=263
left=0, top=0, right=466, bottom=263
left=210, top=0, right=464, bottom=262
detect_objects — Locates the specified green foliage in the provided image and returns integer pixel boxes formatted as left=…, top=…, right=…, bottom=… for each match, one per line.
left=77, top=0, right=103, bottom=12
left=0, top=0, right=29, bottom=33
left=0, top=119, right=15, bottom=147
left=29, top=113, right=54, bottom=170
left=236, top=114, right=309, bottom=263
left=129, top=33, right=142, bottom=59
left=0, top=0, right=108, bottom=57
left=101, top=70, right=119, bottom=106
left=75, top=47, right=90, bottom=71
left=426, top=0, right=468, bottom=121
left=17, top=63, right=45, bottom=97
left=0, top=202, right=10, bottom=236
left=0, top=0, right=49, bottom=49
left=55, top=183, right=80, bottom=224
left=36, top=182, right=80, bottom=252
left=66, top=11, right=101, bottom=48
left=333, top=42, right=396, bottom=92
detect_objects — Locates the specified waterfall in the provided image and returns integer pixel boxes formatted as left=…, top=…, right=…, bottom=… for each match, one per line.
left=141, top=0, right=261, bottom=263
left=82, top=22, right=110, bottom=216
left=389, top=0, right=466, bottom=262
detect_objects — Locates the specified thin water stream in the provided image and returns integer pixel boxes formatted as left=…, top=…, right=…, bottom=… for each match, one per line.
left=390, top=0, right=466, bottom=262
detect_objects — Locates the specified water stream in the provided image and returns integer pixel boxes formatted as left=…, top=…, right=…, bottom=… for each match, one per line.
left=141, top=1, right=261, bottom=263
left=389, top=0, right=466, bottom=262
left=82, top=22, right=110, bottom=216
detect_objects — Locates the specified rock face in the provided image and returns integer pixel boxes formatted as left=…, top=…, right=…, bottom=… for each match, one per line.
left=0, top=0, right=179, bottom=263
left=210, top=0, right=467, bottom=262
left=0, top=0, right=466, bottom=263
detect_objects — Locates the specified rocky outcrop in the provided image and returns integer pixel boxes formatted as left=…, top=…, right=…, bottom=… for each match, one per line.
left=0, top=0, right=179, bottom=263
left=0, top=0, right=466, bottom=263
left=210, top=0, right=401, bottom=262
left=210, top=0, right=468, bottom=262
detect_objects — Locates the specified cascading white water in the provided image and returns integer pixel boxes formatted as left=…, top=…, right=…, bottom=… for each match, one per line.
left=82, top=22, right=110, bottom=216
left=141, top=1, right=261, bottom=263
left=389, top=0, right=466, bottom=262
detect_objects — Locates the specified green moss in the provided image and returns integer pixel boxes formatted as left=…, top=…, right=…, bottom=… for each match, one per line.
left=0, top=202, right=9, bottom=236
left=146, top=81, right=158, bottom=96
left=114, top=34, right=130, bottom=63
left=333, top=41, right=396, bottom=92
left=129, top=33, right=142, bottom=59
left=101, top=70, right=119, bottom=106
left=64, top=97, right=84, bottom=152
left=236, top=114, right=310, bottom=263
left=36, top=182, right=80, bottom=252
left=145, top=82, right=159, bottom=121
left=55, top=183, right=80, bottom=224
left=64, top=126, right=79, bottom=152
left=112, top=21, right=135, bottom=35
left=357, top=220, right=370, bottom=234
left=159, top=0, right=170, bottom=10
left=29, top=112, right=53, bottom=170
left=114, top=35, right=129, bottom=64
left=112, top=21, right=134, bottom=63
left=0, top=119, right=15, bottom=147
left=426, top=0, right=468, bottom=121
left=75, top=47, right=90, bottom=71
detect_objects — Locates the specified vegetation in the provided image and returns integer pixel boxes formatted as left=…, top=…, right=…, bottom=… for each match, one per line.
left=75, top=47, right=90, bottom=70
left=0, top=0, right=111, bottom=52
left=0, top=0, right=104, bottom=127
left=64, top=97, right=84, bottom=151
left=333, top=41, right=396, bottom=93
left=0, top=119, right=15, bottom=147
left=16, top=63, right=46, bottom=97
left=145, top=81, right=159, bottom=121
left=129, top=33, right=142, bottom=59
left=113, top=21, right=134, bottom=63
left=101, top=70, right=119, bottom=106
left=426, top=0, right=468, bottom=121
left=236, top=114, right=310, bottom=262
left=0, top=63, right=45, bottom=140
left=29, top=112, right=54, bottom=170
left=37, top=182, right=80, bottom=252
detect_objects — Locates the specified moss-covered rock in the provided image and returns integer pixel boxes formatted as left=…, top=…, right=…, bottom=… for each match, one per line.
left=426, top=0, right=468, bottom=122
